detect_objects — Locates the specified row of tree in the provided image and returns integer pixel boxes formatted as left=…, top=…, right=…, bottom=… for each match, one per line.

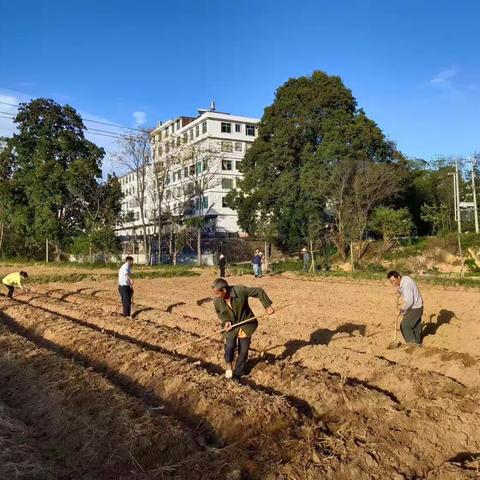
left=1, top=72, right=477, bottom=262
left=116, top=129, right=228, bottom=265
left=226, top=71, right=478, bottom=265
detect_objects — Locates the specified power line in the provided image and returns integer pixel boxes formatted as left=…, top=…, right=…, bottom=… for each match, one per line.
left=84, top=118, right=143, bottom=133
left=86, top=131, right=125, bottom=140
left=0, top=110, right=125, bottom=140
left=0, top=100, right=144, bottom=132
left=85, top=131, right=124, bottom=140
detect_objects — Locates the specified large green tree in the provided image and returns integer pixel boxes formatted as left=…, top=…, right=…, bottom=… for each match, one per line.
left=0, top=98, right=119, bottom=259
left=228, top=71, right=404, bottom=255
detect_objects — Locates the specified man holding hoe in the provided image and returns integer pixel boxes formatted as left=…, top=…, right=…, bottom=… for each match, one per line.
left=118, top=256, right=134, bottom=318
left=212, top=278, right=274, bottom=379
left=387, top=270, right=423, bottom=345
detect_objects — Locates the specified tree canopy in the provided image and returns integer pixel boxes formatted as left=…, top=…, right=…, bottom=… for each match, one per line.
left=228, top=71, right=405, bottom=255
left=0, top=98, right=122, bottom=259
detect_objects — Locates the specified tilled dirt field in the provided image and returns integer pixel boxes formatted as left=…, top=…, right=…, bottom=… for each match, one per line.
left=1, top=271, right=480, bottom=479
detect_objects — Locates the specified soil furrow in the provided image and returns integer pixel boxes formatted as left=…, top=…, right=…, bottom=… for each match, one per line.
left=11, top=291, right=480, bottom=478
left=0, top=298, right=301, bottom=445
left=0, top=322, right=226, bottom=479
left=0, top=399, right=57, bottom=479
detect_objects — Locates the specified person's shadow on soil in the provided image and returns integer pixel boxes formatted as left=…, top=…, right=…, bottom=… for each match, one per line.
left=422, top=309, right=456, bottom=339
left=278, top=323, right=367, bottom=360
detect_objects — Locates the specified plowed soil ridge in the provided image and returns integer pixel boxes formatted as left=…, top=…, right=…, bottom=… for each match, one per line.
left=0, top=322, right=235, bottom=479
left=4, top=291, right=480, bottom=479
left=0, top=399, right=56, bottom=480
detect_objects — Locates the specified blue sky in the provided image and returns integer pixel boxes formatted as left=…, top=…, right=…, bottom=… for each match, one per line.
left=1, top=0, right=479, bottom=171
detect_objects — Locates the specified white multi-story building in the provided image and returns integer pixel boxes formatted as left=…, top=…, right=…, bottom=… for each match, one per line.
left=115, top=104, right=259, bottom=254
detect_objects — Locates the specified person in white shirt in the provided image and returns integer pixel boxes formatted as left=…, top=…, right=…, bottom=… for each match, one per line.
left=118, top=256, right=134, bottom=318
left=387, top=271, right=423, bottom=344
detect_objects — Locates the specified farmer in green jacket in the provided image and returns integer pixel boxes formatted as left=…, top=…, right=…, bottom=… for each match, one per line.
left=212, top=278, right=274, bottom=379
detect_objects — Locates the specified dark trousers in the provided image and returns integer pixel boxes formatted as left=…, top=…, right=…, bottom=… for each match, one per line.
left=5, top=285, right=14, bottom=298
left=401, top=307, right=423, bottom=344
left=225, top=336, right=251, bottom=376
left=220, top=266, right=225, bottom=278
left=118, top=285, right=132, bottom=317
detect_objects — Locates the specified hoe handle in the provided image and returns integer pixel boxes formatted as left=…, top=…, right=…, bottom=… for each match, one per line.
left=174, top=303, right=292, bottom=351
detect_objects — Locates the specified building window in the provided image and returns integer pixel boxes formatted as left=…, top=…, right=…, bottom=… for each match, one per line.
left=235, top=123, right=241, bottom=133
left=183, top=133, right=188, bottom=144
left=202, top=158, right=208, bottom=171
left=246, top=124, right=256, bottom=136
left=176, top=120, right=180, bottom=130
left=245, top=143, right=251, bottom=151
left=202, top=121, right=207, bottom=134
left=176, top=136, right=181, bottom=147
left=236, top=161, right=242, bottom=171
left=196, top=162, right=202, bottom=174
left=164, top=129, right=169, bottom=138
left=222, top=197, right=229, bottom=208
left=222, top=160, right=233, bottom=171
left=221, top=122, right=232, bottom=133
left=234, top=142, right=242, bottom=152
left=195, top=125, right=200, bottom=137
left=165, top=142, right=170, bottom=153
left=189, top=165, right=195, bottom=176
left=189, top=129, right=194, bottom=140
left=177, top=169, right=182, bottom=180
left=222, top=178, right=233, bottom=190
left=158, top=146, right=163, bottom=156
left=184, top=166, right=188, bottom=177
left=221, top=141, right=233, bottom=152
left=202, top=196, right=208, bottom=209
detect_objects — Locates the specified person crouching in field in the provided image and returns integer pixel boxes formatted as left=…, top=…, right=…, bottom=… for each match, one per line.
left=387, top=270, right=423, bottom=345
left=212, top=278, right=274, bottom=379
left=2, top=271, right=28, bottom=298
left=118, top=256, right=134, bottom=318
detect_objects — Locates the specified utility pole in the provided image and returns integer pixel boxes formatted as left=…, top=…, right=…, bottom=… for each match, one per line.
left=455, top=159, right=462, bottom=234
left=454, top=159, right=464, bottom=277
left=472, top=155, right=479, bottom=234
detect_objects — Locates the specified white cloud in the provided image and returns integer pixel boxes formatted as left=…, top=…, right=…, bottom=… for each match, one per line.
left=429, top=66, right=457, bottom=88
left=133, top=111, right=147, bottom=126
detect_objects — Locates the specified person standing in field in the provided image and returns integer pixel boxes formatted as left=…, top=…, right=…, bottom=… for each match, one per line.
left=252, top=249, right=262, bottom=278
left=212, top=278, right=274, bottom=379
left=219, top=254, right=226, bottom=278
left=118, top=256, right=134, bottom=318
left=387, top=271, right=423, bottom=345
left=302, top=248, right=310, bottom=272
left=2, top=271, right=28, bottom=298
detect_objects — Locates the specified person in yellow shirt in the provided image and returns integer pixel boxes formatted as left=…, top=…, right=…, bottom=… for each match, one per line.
left=2, top=271, right=28, bottom=298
